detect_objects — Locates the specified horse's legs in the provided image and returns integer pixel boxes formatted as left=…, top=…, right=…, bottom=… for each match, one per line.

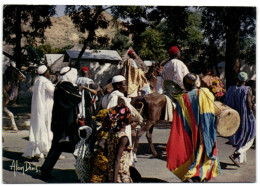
left=3, top=107, right=18, bottom=132
left=145, top=126, right=158, bottom=157
left=133, top=119, right=156, bottom=155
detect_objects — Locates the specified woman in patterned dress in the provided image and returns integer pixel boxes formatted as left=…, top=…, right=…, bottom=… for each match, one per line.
left=89, top=109, right=111, bottom=183
left=107, top=105, right=133, bottom=183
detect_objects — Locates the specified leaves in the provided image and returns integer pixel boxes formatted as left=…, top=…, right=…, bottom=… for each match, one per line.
left=3, top=5, right=56, bottom=68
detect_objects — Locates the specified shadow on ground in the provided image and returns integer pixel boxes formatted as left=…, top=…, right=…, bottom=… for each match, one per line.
left=219, top=162, right=238, bottom=170
left=2, top=149, right=79, bottom=183
left=137, top=143, right=167, bottom=161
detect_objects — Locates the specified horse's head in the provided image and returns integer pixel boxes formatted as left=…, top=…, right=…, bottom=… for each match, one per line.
left=9, top=63, right=26, bottom=83
left=3, top=62, right=26, bottom=87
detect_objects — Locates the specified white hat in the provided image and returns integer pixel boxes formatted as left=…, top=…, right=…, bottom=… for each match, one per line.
left=37, top=65, right=48, bottom=75
left=60, top=66, right=71, bottom=75
left=112, top=75, right=126, bottom=83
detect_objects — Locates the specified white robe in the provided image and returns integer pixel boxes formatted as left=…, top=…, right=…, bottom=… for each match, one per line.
left=102, top=90, right=143, bottom=165
left=156, top=76, right=164, bottom=94
left=22, top=76, right=54, bottom=158
left=162, top=59, right=189, bottom=89
left=76, top=77, right=96, bottom=118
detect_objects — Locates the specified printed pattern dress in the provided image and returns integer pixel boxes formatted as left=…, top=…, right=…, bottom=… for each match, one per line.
left=107, top=131, right=133, bottom=183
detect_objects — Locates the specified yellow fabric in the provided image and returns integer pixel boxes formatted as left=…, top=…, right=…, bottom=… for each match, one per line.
left=199, top=88, right=215, bottom=115
left=123, top=59, right=149, bottom=96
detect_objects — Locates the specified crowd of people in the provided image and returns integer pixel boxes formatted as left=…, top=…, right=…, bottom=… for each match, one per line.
left=21, top=46, right=256, bottom=183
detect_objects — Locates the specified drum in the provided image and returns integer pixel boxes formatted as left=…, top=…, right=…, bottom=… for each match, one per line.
left=214, top=101, right=240, bottom=137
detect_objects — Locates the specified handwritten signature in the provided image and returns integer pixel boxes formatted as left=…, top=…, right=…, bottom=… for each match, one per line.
left=9, top=160, right=39, bottom=176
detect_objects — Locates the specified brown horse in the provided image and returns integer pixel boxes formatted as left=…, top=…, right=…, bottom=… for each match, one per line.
left=130, top=93, right=168, bottom=157
left=3, top=62, right=26, bottom=131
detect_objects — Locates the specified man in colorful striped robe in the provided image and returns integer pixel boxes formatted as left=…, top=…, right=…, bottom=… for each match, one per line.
left=166, top=73, right=221, bottom=182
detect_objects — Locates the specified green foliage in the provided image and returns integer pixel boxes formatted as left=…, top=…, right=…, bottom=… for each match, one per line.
left=3, top=5, right=56, bottom=69
left=139, top=28, right=167, bottom=62
left=109, top=30, right=132, bottom=55
left=65, top=5, right=111, bottom=47
left=148, top=6, right=190, bottom=50
left=240, top=37, right=256, bottom=65
left=65, top=5, right=112, bottom=68
left=38, top=44, right=53, bottom=54
left=22, top=45, right=43, bottom=64
left=38, top=44, right=73, bottom=54
left=111, top=6, right=150, bottom=53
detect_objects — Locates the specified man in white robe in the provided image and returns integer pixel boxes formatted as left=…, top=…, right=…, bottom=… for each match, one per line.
left=22, top=65, right=54, bottom=160
left=161, top=46, right=189, bottom=100
left=102, top=75, right=143, bottom=164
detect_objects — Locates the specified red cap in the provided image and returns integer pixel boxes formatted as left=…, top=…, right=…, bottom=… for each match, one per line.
left=168, top=46, right=179, bottom=56
left=81, top=67, right=88, bottom=72
left=128, top=49, right=134, bottom=55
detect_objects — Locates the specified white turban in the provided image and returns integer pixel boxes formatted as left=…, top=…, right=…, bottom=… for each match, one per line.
left=112, top=75, right=126, bottom=83
left=59, top=67, right=78, bottom=85
left=37, top=65, right=48, bottom=75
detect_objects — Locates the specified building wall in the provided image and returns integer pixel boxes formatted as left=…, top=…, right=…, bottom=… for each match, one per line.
left=79, top=60, right=122, bottom=87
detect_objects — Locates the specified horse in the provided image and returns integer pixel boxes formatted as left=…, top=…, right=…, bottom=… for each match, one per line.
left=130, top=93, right=168, bottom=157
left=3, top=62, right=26, bottom=131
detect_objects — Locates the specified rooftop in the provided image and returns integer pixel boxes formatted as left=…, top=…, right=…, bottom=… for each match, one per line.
left=65, top=49, right=122, bottom=61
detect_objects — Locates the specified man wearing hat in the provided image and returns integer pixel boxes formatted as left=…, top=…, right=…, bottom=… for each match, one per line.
left=225, top=71, right=256, bottom=167
left=39, top=66, right=82, bottom=179
left=161, top=46, right=189, bottom=100
left=77, top=66, right=100, bottom=151
left=102, top=75, right=143, bottom=165
left=22, top=65, right=55, bottom=160
left=121, top=49, right=151, bottom=97
left=166, top=73, right=221, bottom=182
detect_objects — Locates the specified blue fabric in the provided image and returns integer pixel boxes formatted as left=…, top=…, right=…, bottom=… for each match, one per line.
left=200, top=112, right=216, bottom=159
left=224, top=86, right=256, bottom=151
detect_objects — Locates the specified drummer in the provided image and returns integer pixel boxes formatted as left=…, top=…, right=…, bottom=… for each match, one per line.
left=166, top=73, right=221, bottom=182
left=225, top=72, right=256, bottom=167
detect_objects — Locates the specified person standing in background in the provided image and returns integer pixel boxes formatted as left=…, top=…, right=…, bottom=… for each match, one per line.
left=22, top=65, right=54, bottom=160
left=225, top=72, right=256, bottom=167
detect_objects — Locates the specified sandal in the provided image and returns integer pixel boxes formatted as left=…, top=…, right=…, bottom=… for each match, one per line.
left=229, top=154, right=240, bottom=167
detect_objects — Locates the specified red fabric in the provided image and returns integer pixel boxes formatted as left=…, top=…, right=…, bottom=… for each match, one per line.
left=128, top=49, right=134, bottom=55
left=166, top=109, right=193, bottom=171
left=81, top=67, right=88, bottom=72
left=168, top=46, right=179, bottom=56
left=182, top=93, right=198, bottom=150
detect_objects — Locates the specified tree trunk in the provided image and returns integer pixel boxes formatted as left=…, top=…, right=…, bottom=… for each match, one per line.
left=74, top=30, right=95, bottom=70
left=225, top=8, right=241, bottom=89
left=14, top=6, right=22, bottom=70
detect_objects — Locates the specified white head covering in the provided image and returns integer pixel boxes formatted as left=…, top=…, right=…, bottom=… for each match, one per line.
left=112, top=75, right=126, bottom=83
left=59, top=67, right=78, bottom=85
left=38, top=65, right=48, bottom=75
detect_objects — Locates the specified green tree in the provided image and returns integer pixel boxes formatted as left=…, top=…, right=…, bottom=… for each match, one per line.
left=38, top=44, right=73, bottom=54
left=148, top=6, right=190, bottom=50
left=139, top=28, right=167, bottom=62
left=109, top=30, right=131, bottom=56
left=23, top=45, right=44, bottom=64
left=65, top=5, right=113, bottom=69
left=38, top=44, right=53, bottom=54
left=201, top=7, right=256, bottom=88
left=111, top=6, right=151, bottom=53
left=3, top=5, right=56, bottom=69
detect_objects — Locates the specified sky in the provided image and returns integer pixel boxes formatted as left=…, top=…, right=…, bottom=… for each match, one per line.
left=55, top=5, right=66, bottom=17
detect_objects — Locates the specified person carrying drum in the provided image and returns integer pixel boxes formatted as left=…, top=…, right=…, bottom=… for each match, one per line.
left=225, top=72, right=256, bottom=167
left=166, top=73, right=221, bottom=182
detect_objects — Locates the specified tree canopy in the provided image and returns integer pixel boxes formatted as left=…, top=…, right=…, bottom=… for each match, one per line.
left=3, top=5, right=56, bottom=69
left=3, top=5, right=256, bottom=88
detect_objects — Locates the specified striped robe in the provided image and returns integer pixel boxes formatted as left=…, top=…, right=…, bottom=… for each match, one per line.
left=166, top=88, right=221, bottom=182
